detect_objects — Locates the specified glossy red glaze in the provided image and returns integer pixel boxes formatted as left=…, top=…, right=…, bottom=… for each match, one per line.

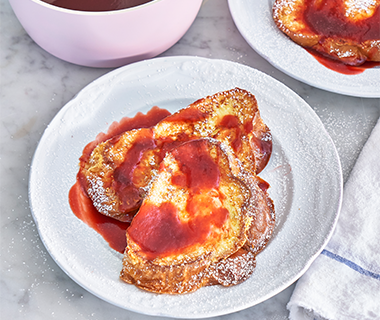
left=70, top=104, right=268, bottom=254
left=171, top=140, right=221, bottom=192
left=257, top=176, right=270, bottom=193
left=79, top=106, right=170, bottom=164
left=165, top=104, right=206, bottom=122
left=71, top=107, right=170, bottom=252
left=69, top=182, right=129, bottom=253
left=304, top=0, right=380, bottom=42
left=302, top=0, right=380, bottom=72
left=113, top=129, right=157, bottom=212
left=307, top=48, right=380, bottom=75
left=128, top=140, right=228, bottom=260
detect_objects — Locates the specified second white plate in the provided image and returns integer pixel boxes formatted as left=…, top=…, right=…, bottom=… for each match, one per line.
left=228, top=0, right=380, bottom=98
left=29, top=56, right=342, bottom=318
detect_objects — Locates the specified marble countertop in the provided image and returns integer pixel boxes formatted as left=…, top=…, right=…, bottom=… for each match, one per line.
left=1, top=0, right=379, bottom=319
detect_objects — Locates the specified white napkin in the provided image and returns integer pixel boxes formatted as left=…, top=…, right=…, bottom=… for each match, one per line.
left=287, top=118, right=380, bottom=320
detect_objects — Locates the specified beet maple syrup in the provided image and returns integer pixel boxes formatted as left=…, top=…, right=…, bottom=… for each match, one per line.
left=41, top=0, right=153, bottom=12
left=69, top=107, right=171, bottom=253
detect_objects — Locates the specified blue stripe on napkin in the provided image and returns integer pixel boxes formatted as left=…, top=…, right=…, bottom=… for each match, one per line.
left=321, top=250, right=380, bottom=281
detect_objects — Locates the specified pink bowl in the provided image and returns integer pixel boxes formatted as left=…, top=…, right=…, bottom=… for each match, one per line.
left=9, top=0, right=203, bottom=68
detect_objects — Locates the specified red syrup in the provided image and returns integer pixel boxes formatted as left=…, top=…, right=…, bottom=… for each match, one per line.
left=128, top=140, right=228, bottom=260
left=69, top=182, right=129, bottom=253
left=68, top=106, right=171, bottom=253
left=303, top=0, right=379, bottom=43
left=306, top=48, right=380, bottom=75
left=68, top=103, right=275, bottom=253
left=42, top=0, right=153, bottom=12
left=300, top=0, right=380, bottom=74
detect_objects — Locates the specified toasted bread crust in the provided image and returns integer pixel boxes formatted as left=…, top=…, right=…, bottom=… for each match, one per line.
left=273, top=0, right=380, bottom=65
left=243, top=176, right=275, bottom=255
left=120, top=250, right=212, bottom=294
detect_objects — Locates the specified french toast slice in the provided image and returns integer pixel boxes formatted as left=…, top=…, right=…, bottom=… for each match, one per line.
left=78, top=128, right=159, bottom=221
left=79, top=88, right=272, bottom=222
left=273, top=0, right=380, bottom=65
left=120, top=139, right=262, bottom=294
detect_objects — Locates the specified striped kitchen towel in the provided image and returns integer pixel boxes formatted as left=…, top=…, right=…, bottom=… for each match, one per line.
left=287, top=118, right=380, bottom=320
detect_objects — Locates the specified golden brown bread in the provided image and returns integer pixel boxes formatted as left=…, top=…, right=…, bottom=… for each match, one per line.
left=273, top=0, right=380, bottom=65
left=153, top=87, right=272, bottom=175
left=79, top=88, right=272, bottom=222
left=75, top=88, right=275, bottom=294
left=78, top=128, right=157, bottom=221
left=120, top=138, right=275, bottom=294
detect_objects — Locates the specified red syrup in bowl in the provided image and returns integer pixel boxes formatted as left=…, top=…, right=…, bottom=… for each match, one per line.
left=41, top=0, right=154, bottom=12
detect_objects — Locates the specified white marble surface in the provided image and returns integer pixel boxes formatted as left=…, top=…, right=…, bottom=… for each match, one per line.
left=0, top=0, right=379, bottom=319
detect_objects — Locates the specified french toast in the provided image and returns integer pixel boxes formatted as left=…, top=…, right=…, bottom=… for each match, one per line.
left=79, top=88, right=272, bottom=222
left=273, top=0, right=380, bottom=66
left=78, top=128, right=158, bottom=221
left=120, top=138, right=274, bottom=294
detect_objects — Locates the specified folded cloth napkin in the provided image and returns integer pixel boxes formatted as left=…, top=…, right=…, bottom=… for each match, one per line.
left=287, top=118, right=380, bottom=320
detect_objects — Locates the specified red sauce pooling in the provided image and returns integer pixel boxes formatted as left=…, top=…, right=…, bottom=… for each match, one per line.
left=69, top=107, right=171, bottom=253
left=113, top=129, right=156, bottom=213
left=127, top=140, right=228, bottom=260
left=42, top=0, right=153, bottom=12
left=306, top=48, right=380, bottom=75
left=69, top=182, right=129, bottom=253
left=69, top=104, right=271, bottom=254
left=79, top=106, right=171, bottom=164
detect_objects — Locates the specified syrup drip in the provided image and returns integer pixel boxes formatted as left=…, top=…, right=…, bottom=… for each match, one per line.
left=69, top=107, right=170, bottom=253
left=307, top=48, right=380, bottom=75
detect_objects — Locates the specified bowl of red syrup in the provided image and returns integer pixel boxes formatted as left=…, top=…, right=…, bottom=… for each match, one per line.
left=9, top=0, right=203, bottom=67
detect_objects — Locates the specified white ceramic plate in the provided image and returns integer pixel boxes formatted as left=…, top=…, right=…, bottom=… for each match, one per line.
left=29, top=56, right=342, bottom=318
left=228, top=0, right=380, bottom=98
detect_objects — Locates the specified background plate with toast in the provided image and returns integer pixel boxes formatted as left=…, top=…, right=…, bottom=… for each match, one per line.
left=228, top=0, right=380, bottom=98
